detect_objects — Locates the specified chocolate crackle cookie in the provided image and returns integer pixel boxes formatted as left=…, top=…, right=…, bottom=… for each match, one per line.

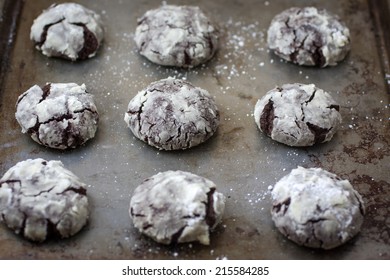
left=124, top=78, right=219, bottom=150
left=15, top=83, right=99, bottom=150
left=30, top=2, right=104, bottom=61
left=267, top=7, right=350, bottom=67
left=254, top=83, right=341, bottom=147
left=134, top=5, right=219, bottom=67
left=270, top=166, right=365, bottom=249
left=130, top=170, right=226, bottom=245
left=0, top=158, right=89, bottom=242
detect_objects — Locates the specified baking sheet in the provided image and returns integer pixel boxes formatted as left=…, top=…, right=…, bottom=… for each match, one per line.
left=0, top=0, right=389, bottom=259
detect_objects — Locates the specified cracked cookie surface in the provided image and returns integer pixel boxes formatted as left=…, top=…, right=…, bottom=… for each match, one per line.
left=129, top=170, right=225, bottom=245
left=30, top=3, right=104, bottom=61
left=15, top=82, right=99, bottom=150
left=124, top=78, right=219, bottom=150
left=254, top=83, right=341, bottom=147
left=271, top=166, right=365, bottom=249
left=134, top=4, right=219, bottom=67
left=0, top=158, right=89, bottom=242
left=267, top=7, right=350, bottom=67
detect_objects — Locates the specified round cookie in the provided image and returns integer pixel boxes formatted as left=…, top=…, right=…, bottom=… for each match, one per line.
left=270, top=166, right=365, bottom=249
left=267, top=7, right=350, bottom=67
left=129, top=170, right=225, bottom=245
left=124, top=78, right=219, bottom=150
left=30, top=3, right=104, bottom=61
left=0, top=158, right=89, bottom=242
left=15, top=82, right=99, bottom=150
left=134, top=5, right=219, bottom=67
left=254, top=83, right=341, bottom=147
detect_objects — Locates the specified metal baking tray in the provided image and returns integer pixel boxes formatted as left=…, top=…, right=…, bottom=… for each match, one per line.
left=0, top=0, right=389, bottom=259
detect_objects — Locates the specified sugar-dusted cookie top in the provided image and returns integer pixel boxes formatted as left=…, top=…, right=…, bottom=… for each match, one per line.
left=134, top=5, right=219, bottom=67
left=0, top=158, right=89, bottom=242
left=270, top=166, right=365, bottom=249
left=30, top=2, right=104, bottom=61
left=130, top=170, right=226, bottom=245
left=267, top=7, right=350, bottom=67
left=15, top=83, right=99, bottom=149
left=254, top=83, right=341, bottom=147
left=124, top=78, right=219, bottom=150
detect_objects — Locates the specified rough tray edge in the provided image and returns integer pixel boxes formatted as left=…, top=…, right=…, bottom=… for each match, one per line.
left=368, top=0, right=390, bottom=94
left=0, top=0, right=24, bottom=97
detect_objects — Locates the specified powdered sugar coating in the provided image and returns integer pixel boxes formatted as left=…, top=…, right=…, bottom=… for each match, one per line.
left=15, top=83, right=99, bottom=150
left=267, top=7, right=350, bottom=67
left=271, top=166, right=365, bottom=249
left=0, top=158, right=89, bottom=242
left=130, top=170, right=226, bottom=245
left=124, top=78, right=219, bottom=150
left=254, top=83, right=341, bottom=146
left=30, top=3, right=104, bottom=61
left=134, top=5, right=219, bottom=67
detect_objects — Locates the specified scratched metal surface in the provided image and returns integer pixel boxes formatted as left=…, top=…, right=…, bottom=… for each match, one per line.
left=0, top=0, right=389, bottom=259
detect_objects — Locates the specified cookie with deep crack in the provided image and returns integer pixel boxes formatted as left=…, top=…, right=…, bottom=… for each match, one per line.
left=30, top=3, right=104, bottom=61
left=124, top=78, right=219, bottom=150
left=15, top=83, right=99, bottom=150
left=254, top=83, right=341, bottom=147
left=129, top=170, right=225, bottom=245
left=267, top=7, right=350, bottom=67
left=270, top=166, right=365, bottom=249
left=134, top=4, right=219, bottom=67
left=0, top=158, right=89, bottom=242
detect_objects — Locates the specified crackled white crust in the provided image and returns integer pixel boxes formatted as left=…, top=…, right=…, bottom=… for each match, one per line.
left=254, top=83, right=341, bottom=147
left=30, top=3, right=104, bottom=61
left=15, top=83, right=99, bottom=150
left=129, top=170, right=226, bottom=245
left=134, top=4, right=219, bottom=67
left=0, top=158, right=89, bottom=242
left=267, top=7, right=350, bottom=67
left=271, top=166, right=365, bottom=249
left=124, top=78, right=219, bottom=150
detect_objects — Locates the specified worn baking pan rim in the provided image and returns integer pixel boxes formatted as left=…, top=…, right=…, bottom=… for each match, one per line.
left=0, top=0, right=24, bottom=96
left=368, top=0, right=390, bottom=93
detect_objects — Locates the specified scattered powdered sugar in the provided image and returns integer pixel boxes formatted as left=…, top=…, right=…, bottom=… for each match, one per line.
left=214, top=19, right=266, bottom=82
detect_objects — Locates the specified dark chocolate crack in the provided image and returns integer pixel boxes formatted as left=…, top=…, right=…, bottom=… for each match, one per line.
left=61, top=122, right=84, bottom=149
left=127, top=92, right=148, bottom=135
left=37, top=18, right=65, bottom=47
left=184, top=48, right=192, bottom=66
left=306, top=122, right=331, bottom=144
left=24, top=186, right=55, bottom=197
left=260, top=99, right=275, bottom=136
left=45, top=218, right=62, bottom=240
left=305, top=89, right=316, bottom=105
left=72, top=23, right=99, bottom=60
left=73, top=107, right=98, bottom=115
left=0, top=179, right=22, bottom=188
left=59, top=186, right=87, bottom=196
left=20, top=212, right=27, bottom=238
left=130, top=207, right=146, bottom=218
left=170, top=226, right=186, bottom=244
left=142, top=224, right=153, bottom=230
left=182, top=213, right=201, bottom=219
left=273, top=197, right=291, bottom=214
left=300, top=89, right=317, bottom=122
left=40, top=83, right=51, bottom=101
left=327, top=104, right=340, bottom=111
left=312, top=47, right=326, bottom=67
left=304, top=217, right=327, bottom=225
left=205, top=188, right=216, bottom=227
